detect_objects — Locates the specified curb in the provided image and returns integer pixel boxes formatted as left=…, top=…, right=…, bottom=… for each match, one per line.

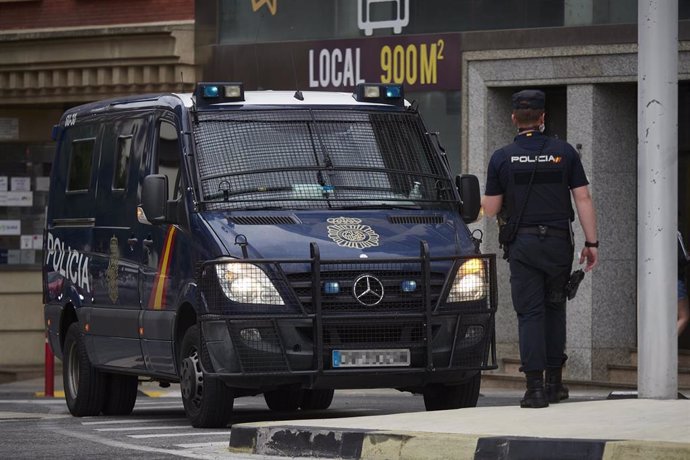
left=228, top=425, right=690, bottom=460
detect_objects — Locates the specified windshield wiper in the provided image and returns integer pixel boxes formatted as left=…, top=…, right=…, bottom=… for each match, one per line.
left=337, top=203, right=423, bottom=210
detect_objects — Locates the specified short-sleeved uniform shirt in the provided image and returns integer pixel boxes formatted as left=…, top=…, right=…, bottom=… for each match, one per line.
left=485, top=131, right=589, bottom=229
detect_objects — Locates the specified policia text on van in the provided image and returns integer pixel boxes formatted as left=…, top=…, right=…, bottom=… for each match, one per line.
left=43, top=82, right=497, bottom=427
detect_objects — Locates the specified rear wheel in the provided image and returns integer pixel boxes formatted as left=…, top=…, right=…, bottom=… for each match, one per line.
left=264, top=388, right=303, bottom=411
left=423, top=373, right=481, bottom=411
left=102, top=373, right=138, bottom=416
left=63, top=322, right=106, bottom=416
left=299, top=389, right=334, bottom=411
left=179, top=325, right=234, bottom=427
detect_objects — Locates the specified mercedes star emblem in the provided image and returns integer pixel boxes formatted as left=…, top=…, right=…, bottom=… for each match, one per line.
left=352, top=274, right=385, bottom=306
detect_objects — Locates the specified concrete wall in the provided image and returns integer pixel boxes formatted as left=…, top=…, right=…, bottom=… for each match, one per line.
left=0, top=272, right=43, bottom=366
left=463, top=43, right=689, bottom=381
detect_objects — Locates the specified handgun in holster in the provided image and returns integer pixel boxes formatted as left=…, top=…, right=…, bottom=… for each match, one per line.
left=565, top=269, right=585, bottom=300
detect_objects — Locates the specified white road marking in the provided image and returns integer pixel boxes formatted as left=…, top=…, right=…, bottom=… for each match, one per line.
left=175, top=442, right=227, bottom=448
left=0, top=399, right=66, bottom=404
left=45, top=424, right=219, bottom=459
left=81, top=418, right=183, bottom=425
left=95, top=425, right=189, bottom=432
left=129, top=431, right=231, bottom=439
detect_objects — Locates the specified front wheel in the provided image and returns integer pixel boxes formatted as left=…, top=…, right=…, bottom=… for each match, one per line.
left=264, top=388, right=303, bottom=411
left=102, top=373, right=138, bottom=416
left=62, top=322, right=106, bottom=416
left=423, top=373, right=481, bottom=411
left=300, top=389, right=334, bottom=411
left=179, top=325, right=234, bottom=428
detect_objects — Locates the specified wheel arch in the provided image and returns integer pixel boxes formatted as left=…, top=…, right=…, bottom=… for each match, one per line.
left=59, top=303, right=78, bottom=353
left=174, top=302, right=197, bottom=373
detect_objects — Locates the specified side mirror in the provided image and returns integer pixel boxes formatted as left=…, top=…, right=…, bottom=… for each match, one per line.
left=141, top=174, right=168, bottom=225
left=456, top=174, right=481, bottom=223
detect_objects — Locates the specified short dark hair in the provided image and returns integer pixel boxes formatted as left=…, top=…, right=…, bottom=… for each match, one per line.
left=513, top=108, right=544, bottom=125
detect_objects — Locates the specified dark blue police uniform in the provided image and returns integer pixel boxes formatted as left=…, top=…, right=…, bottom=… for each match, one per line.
left=485, top=90, right=589, bottom=406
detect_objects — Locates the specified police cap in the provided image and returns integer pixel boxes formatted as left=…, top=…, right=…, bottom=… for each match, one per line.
left=512, top=89, right=545, bottom=110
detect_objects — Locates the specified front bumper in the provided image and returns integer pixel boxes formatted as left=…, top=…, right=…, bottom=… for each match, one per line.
left=197, top=243, right=497, bottom=390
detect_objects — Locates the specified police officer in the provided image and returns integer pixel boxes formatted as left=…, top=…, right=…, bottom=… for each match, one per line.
left=482, top=89, right=598, bottom=408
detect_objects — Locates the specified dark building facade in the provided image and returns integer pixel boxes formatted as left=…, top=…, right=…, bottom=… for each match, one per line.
left=0, top=0, right=195, bottom=369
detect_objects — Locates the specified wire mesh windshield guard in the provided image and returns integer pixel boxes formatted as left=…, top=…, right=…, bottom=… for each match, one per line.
left=192, top=109, right=457, bottom=210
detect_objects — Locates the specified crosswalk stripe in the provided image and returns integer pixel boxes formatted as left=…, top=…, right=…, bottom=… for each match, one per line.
left=81, top=418, right=183, bottom=425
left=129, top=431, right=231, bottom=439
left=95, top=425, right=189, bottom=432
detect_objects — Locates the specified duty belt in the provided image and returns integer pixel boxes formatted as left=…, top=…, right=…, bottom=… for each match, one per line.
left=517, top=225, right=570, bottom=239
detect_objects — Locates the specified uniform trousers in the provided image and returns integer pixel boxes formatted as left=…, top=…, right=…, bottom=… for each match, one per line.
left=508, top=233, right=573, bottom=372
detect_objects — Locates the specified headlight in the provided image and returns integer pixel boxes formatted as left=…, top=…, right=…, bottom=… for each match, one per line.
left=215, top=263, right=284, bottom=305
left=447, top=258, right=487, bottom=302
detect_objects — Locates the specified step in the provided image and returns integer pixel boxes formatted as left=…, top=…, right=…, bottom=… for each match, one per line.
left=502, top=357, right=522, bottom=375
left=607, top=364, right=690, bottom=389
left=482, top=372, right=636, bottom=391
left=630, top=349, right=690, bottom=368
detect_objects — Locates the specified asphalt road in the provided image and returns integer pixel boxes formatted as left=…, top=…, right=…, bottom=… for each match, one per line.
left=0, top=386, right=611, bottom=459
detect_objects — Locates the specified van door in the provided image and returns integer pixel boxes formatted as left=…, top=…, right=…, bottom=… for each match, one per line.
left=45, top=120, right=99, bottom=335
left=90, top=115, right=149, bottom=370
left=138, top=114, right=183, bottom=375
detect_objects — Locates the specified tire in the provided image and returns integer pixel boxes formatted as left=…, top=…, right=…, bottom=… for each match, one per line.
left=179, top=325, right=234, bottom=428
left=299, top=389, right=334, bottom=411
left=102, top=373, right=138, bottom=416
left=62, top=322, right=106, bottom=416
left=423, top=373, right=481, bottom=411
left=263, top=388, right=303, bottom=411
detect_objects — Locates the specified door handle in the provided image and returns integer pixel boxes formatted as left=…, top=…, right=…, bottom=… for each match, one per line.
left=127, top=237, right=138, bottom=246
left=143, top=238, right=154, bottom=247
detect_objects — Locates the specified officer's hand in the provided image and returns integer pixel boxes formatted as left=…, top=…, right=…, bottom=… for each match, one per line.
left=579, top=247, right=598, bottom=272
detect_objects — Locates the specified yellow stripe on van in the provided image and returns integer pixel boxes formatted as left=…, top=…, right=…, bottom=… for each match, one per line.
left=149, top=226, right=177, bottom=310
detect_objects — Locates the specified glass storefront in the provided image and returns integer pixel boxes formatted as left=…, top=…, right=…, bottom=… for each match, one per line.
left=0, top=143, right=52, bottom=268
left=217, top=0, right=666, bottom=45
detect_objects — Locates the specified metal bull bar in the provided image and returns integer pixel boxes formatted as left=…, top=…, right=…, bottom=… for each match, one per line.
left=196, top=242, right=497, bottom=385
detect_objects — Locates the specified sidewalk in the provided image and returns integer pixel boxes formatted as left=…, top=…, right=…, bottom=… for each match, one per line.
left=2, top=377, right=688, bottom=459
left=229, top=397, right=690, bottom=460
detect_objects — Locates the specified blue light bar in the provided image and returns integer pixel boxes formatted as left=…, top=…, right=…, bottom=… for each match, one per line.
left=194, top=82, right=245, bottom=107
left=203, top=85, right=220, bottom=98
left=401, top=280, right=417, bottom=293
left=324, top=282, right=340, bottom=295
left=385, top=86, right=402, bottom=98
left=354, top=83, right=404, bottom=106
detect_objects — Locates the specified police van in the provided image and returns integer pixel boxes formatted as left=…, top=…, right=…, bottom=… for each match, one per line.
left=43, top=82, right=497, bottom=427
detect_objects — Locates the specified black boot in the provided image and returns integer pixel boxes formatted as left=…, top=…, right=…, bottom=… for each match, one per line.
left=545, top=367, right=569, bottom=403
left=520, top=370, right=549, bottom=408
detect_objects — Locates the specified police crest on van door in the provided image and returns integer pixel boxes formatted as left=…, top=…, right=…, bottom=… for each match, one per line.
left=106, top=235, right=119, bottom=303
left=327, top=217, right=380, bottom=249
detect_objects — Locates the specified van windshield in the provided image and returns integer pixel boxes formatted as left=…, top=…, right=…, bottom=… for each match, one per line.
left=193, top=109, right=456, bottom=211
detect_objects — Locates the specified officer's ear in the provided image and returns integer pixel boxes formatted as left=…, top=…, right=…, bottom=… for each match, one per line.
left=511, top=113, right=517, bottom=126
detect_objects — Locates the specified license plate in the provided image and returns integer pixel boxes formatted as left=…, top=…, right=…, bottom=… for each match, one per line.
left=332, top=349, right=411, bottom=368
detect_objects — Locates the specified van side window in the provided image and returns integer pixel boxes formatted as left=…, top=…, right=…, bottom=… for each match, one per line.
left=113, top=135, right=133, bottom=190
left=157, top=120, right=180, bottom=199
left=67, top=138, right=96, bottom=192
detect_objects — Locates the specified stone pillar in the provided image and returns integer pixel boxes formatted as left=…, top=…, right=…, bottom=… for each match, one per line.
left=566, top=84, right=638, bottom=380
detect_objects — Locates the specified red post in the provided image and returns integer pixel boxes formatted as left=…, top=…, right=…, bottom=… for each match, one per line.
left=44, top=331, right=54, bottom=398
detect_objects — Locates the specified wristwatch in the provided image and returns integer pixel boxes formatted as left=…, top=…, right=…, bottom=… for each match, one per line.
left=584, top=240, right=599, bottom=248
